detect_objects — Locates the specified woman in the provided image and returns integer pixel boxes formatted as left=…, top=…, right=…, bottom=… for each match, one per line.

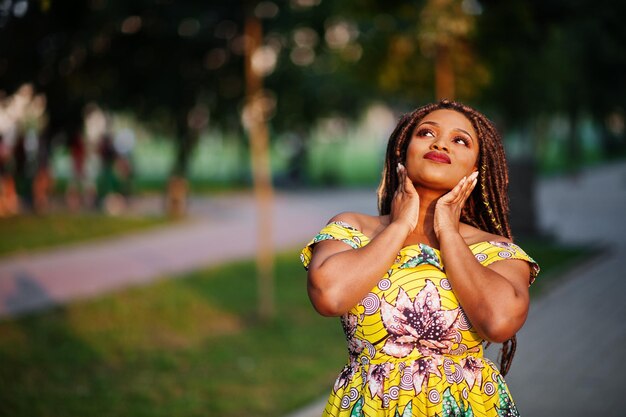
left=300, top=100, right=539, bottom=417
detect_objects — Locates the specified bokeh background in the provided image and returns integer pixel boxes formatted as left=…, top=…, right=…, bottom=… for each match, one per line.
left=0, top=1, right=625, bottom=416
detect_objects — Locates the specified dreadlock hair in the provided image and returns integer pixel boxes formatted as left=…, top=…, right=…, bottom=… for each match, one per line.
left=376, top=99, right=517, bottom=375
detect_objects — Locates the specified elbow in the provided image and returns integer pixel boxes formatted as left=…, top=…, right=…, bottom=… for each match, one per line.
left=307, top=285, right=346, bottom=317
left=478, top=314, right=527, bottom=343
left=480, top=326, right=514, bottom=344
left=307, top=272, right=347, bottom=317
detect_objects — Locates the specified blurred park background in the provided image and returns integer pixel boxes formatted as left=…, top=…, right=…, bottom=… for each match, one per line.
left=0, top=0, right=625, bottom=416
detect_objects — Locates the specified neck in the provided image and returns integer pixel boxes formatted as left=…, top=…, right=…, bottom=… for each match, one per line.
left=408, top=186, right=447, bottom=246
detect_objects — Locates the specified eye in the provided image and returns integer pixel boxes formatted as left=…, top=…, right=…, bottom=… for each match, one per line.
left=415, top=128, right=435, bottom=138
left=453, top=136, right=469, bottom=146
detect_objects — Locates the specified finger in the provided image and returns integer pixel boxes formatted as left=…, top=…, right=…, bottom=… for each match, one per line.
left=401, top=164, right=414, bottom=193
left=451, top=176, right=467, bottom=201
left=458, top=174, right=478, bottom=206
left=464, top=172, right=478, bottom=195
left=457, top=176, right=475, bottom=205
left=455, top=177, right=471, bottom=204
left=405, top=173, right=417, bottom=194
left=440, top=176, right=465, bottom=204
left=395, top=163, right=404, bottom=194
left=398, top=163, right=409, bottom=193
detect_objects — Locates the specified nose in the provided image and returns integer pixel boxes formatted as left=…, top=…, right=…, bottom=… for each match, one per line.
left=430, top=138, right=449, bottom=153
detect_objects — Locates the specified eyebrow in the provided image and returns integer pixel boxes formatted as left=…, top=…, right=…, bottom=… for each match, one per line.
left=419, top=121, right=474, bottom=141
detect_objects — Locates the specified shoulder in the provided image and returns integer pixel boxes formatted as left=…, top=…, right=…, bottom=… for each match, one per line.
left=460, top=225, right=540, bottom=284
left=460, top=223, right=512, bottom=245
left=327, top=211, right=384, bottom=238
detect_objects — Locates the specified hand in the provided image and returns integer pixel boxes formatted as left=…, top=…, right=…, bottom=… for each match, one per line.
left=390, top=163, right=420, bottom=233
left=434, top=171, right=478, bottom=239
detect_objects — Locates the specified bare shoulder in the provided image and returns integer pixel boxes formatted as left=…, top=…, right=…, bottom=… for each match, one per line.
left=460, top=223, right=513, bottom=245
left=327, top=211, right=382, bottom=237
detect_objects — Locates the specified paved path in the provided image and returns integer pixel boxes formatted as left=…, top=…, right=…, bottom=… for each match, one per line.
left=504, top=162, right=626, bottom=417
left=0, top=189, right=378, bottom=317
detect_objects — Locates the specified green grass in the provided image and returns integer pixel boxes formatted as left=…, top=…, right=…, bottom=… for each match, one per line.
left=0, top=214, right=171, bottom=257
left=0, top=251, right=345, bottom=417
left=0, top=241, right=588, bottom=417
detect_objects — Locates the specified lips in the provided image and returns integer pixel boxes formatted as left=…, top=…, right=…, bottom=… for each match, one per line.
left=423, top=151, right=451, bottom=164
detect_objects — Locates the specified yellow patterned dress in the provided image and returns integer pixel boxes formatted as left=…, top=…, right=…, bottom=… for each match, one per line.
left=300, top=221, right=539, bottom=417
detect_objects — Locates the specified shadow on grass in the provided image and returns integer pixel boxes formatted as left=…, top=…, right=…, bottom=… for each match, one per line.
left=0, top=306, right=103, bottom=416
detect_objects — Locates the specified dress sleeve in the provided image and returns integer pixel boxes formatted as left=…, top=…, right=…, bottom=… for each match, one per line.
left=300, top=221, right=367, bottom=270
left=472, top=241, right=540, bottom=285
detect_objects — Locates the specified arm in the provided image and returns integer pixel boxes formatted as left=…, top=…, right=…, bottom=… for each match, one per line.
left=307, top=163, right=419, bottom=316
left=434, top=172, right=531, bottom=342
left=307, top=218, right=410, bottom=316
left=438, top=231, right=531, bottom=342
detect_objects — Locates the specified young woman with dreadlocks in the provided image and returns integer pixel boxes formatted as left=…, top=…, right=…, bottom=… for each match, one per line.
left=300, top=100, right=539, bottom=417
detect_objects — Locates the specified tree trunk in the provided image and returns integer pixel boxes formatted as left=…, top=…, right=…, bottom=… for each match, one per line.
left=244, top=9, right=275, bottom=322
left=435, top=43, right=455, bottom=100
left=165, top=175, right=188, bottom=218
left=166, top=118, right=196, bottom=218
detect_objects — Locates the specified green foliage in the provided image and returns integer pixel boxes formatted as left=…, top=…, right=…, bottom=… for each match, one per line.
left=476, top=0, right=626, bottom=131
left=4, top=1, right=626, bottom=181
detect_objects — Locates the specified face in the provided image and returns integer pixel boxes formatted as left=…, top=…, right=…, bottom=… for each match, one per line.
left=405, top=109, right=479, bottom=191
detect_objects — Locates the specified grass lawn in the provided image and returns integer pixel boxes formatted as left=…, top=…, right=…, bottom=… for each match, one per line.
left=0, top=241, right=587, bottom=417
left=0, top=213, right=171, bottom=257
left=0, top=251, right=345, bottom=417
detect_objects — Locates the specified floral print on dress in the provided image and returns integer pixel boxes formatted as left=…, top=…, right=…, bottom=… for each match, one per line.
left=399, top=244, right=443, bottom=271
left=488, top=241, right=518, bottom=252
left=440, top=387, right=474, bottom=417
left=300, top=222, right=540, bottom=417
left=334, top=361, right=359, bottom=393
left=368, top=363, right=395, bottom=402
left=380, top=281, right=461, bottom=358
left=460, top=356, right=484, bottom=391
left=407, top=356, right=442, bottom=395
left=494, top=375, right=520, bottom=417
left=341, top=313, right=365, bottom=358
left=312, top=232, right=360, bottom=249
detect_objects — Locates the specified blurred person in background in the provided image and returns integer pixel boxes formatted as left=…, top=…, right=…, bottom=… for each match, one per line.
left=301, top=100, right=539, bottom=417
left=32, top=134, right=53, bottom=214
left=112, top=128, right=135, bottom=201
left=12, top=132, right=30, bottom=209
left=0, top=133, right=18, bottom=216
left=66, top=130, right=89, bottom=211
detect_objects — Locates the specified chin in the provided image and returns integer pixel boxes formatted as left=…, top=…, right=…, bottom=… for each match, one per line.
left=414, top=171, right=459, bottom=191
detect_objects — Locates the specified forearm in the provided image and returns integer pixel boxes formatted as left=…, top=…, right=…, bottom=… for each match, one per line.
left=308, top=221, right=410, bottom=316
left=438, top=230, right=527, bottom=342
